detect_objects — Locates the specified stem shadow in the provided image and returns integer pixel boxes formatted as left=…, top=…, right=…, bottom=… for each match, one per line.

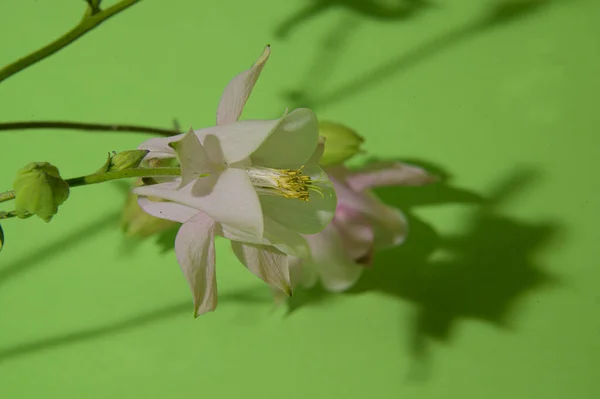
left=0, top=287, right=269, bottom=365
left=275, top=0, right=434, bottom=39
left=283, top=0, right=564, bottom=110
left=0, top=210, right=121, bottom=287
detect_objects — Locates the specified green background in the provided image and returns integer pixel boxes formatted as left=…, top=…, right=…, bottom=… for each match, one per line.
left=1, top=0, right=598, bottom=397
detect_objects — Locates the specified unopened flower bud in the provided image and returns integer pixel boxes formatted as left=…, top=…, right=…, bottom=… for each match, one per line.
left=318, top=121, right=364, bottom=166
left=97, top=150, right=150, bottom=173
left=13, top=162, right=70, bottom=222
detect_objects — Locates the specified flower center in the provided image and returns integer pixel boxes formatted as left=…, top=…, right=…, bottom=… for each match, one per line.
left=245, top=166, right=319, bottom=201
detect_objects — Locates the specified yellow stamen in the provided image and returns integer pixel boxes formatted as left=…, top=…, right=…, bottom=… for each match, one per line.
left=246, top=166, right=321, bottom=201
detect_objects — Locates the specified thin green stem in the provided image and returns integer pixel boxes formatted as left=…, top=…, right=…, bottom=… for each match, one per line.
left=0, top=0, right=142, bottom=83
left=0, top=167, right=180, bottom=205
left=0, top=210, right=31, bottom=220
left=0, top=121, right=177, bottom=137
left=65, top=167, right=180, bottom=187
left=0, top=191, right=16, bottom=204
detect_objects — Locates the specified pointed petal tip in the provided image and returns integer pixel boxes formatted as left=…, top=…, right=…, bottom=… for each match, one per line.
left=216, top=45, right=272, bottom=125
left=259, top=45, right=271, bottom=61
left=193, top=305, right=216, bottom=318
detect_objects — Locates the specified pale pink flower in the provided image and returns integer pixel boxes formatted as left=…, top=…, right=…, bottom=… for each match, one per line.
left=135, top=47, right=336, bottom=316
left=290, top=162, right=436, bottom=292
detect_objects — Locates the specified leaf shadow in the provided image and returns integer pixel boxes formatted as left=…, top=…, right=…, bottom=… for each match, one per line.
left=285, top=160, right=560, bottom=380
left=283, top=0, right=565, bottom=110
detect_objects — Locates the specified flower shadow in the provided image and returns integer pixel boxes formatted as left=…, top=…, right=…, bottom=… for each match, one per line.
left=286, top=161, right=560, bottom=379
left=283, top=0, right=564, bottom=110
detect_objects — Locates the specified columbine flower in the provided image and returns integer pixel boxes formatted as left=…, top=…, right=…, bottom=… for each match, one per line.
left=134, top=46, right=336, bottom=316
left=288, top=162, right=436, bottom=293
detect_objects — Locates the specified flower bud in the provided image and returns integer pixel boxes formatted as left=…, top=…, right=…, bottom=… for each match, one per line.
left=97, top=150, right=149, bottom=173
left=12, top=162, right=70, bottom=222
left=318, top=121, right=364, bottom=166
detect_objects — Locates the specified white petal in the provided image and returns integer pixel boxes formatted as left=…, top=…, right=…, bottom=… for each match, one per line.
left=138, top=197, right=198, bottom=223
left=264, top=217, right=310, bottom=258
left=170, top=128, right=215, bottom=188
left=346, top=162, right=437, bottom=191
left=306, top=136, right=325, bottom=165
left=260, top=164, right=336, bottom=234
left=193, top=114, right=285, bottom=165
left=135, top=169, right=264, bottom=239
left=220, top=217, right=310, bottom=258
left=304, top=225, right=364, bottom=292
left=289, top=256, right=318, bottom=289
left=250, top=108, right=319, bottom=169
left=231, top=242, right=291, bottom=295
left=134, top=180, right=181, bottom=201
left=216, top=46, right=271, bottom=125
left=175, top=213, right=218, bottom=317
left=138, top=134, right=183, bottom=158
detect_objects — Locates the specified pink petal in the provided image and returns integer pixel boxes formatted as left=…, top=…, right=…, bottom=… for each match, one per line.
left=331, top=174, right=408, bottom=250
left=346, top=162, right=437, bottom=192
left=333, top=205, right=375, bottom=263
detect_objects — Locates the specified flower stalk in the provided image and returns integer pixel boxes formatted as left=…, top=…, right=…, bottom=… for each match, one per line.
left=0, top=167, right=181, bottom=205
left=0, top=0, right=142, bottom=83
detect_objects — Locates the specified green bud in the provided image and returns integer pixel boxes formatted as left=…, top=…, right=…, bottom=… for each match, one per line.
left=318, top=121, right=365, bottom=166
left=110, top=150, right=149, bottom=171
left=13, top=162, right=70, bottom=222
left=97, top=150, right=149, bottom=173
left=85, top=0, right=102, bottom=15
left=121, top=179, right=176, bottom=238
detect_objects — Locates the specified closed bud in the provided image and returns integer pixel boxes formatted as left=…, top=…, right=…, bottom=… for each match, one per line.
left=13, top=162, right=70, bottom=222
left=97, top=150, right=149, bottom=173
left=318, top=121, right=364, bottom=166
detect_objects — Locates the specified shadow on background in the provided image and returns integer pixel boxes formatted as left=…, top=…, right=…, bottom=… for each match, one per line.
left=0, top=210, right=121, bottom=287
left=0, top=287, right=268, bottom=365
left=0, top=164, right=559, bottom=374
left=282, top=0, right=563, bottom=110
left=275, top=0, right=434, bottom=39
left=0, top=184, right=270, bottom=365
left=287, top=162, right=559, bottom=379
